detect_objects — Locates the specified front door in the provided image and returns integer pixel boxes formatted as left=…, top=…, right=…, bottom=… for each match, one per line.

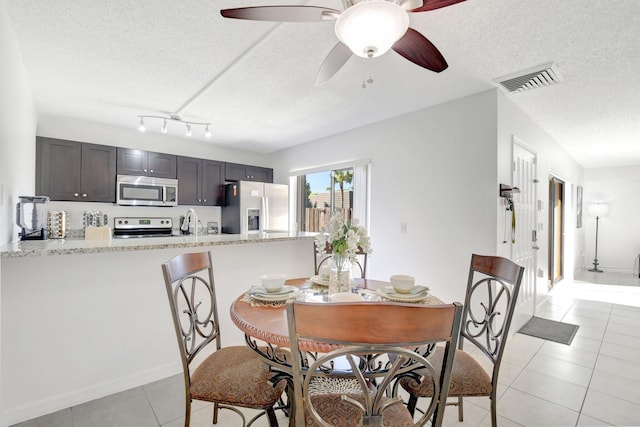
left=511, top=139, right=538, bottom=331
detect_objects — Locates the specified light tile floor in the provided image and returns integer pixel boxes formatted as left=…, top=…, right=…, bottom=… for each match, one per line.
left=12, top=272, right=640, bottom=427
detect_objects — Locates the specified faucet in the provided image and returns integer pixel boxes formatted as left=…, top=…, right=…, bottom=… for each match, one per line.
left=180, top=208, right=198, bottom=238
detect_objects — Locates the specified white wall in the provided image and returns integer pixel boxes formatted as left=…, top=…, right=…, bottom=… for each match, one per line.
left=272, top=90, right=499, bottom=304
left=0, top=4, right=37, bottom=426
left=0, top=4, right=37, bottom=246
left=496, top=91, right=584, bottom=316
left=272, top=89, right=586, bottom=307
left=583, top=166, right=640, bottom=272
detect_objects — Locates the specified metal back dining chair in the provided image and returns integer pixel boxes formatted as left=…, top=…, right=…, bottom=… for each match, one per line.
left=399, top=254, right=525, bottom=427
left=162, top=251, right=286, bottom=426
left=287, top=301, right=463, bottom=427
left=313, top=241, right=368, bottom=278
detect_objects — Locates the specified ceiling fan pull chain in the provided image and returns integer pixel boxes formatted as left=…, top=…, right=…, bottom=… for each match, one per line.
left=362, top=59, right=374, bottom=89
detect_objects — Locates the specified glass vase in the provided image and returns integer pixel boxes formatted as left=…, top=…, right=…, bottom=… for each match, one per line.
left=329, top=253, right=351, bottom=295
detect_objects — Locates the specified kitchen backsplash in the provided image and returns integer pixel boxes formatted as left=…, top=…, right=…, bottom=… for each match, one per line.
left=46, top=201, right=221, bottom=238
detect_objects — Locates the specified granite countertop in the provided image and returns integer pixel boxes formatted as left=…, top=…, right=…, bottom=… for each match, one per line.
left=0, top=232, right=317, bottom=258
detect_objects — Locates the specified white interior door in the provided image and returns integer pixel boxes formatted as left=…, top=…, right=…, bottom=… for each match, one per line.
left=511, top=139, right=538, bottom=331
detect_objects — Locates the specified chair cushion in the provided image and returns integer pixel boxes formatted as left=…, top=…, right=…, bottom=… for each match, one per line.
left=190, top=345, right=286, bottom=409
left=399, top=347, right=492, bottom=397
left=304, top=393, right=414, bottom=427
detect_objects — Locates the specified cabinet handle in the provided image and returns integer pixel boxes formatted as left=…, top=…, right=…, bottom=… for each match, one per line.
left=74, top=193, right=79, bottom=197
left=144, top=169, right=148, bottom=173
left=150, top=169, right=153, bottom=173
left=198, top=199, right=202, bottom=203
left=82, top=194, right=87, bottom=197
left=203, top=199, right=207, bottom=203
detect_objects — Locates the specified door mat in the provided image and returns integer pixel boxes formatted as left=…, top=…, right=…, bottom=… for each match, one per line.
left=517, top=316, right=579, bottom=345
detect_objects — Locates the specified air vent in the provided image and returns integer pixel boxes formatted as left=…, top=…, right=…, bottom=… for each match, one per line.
left=494, top=63, right=563, bottom=93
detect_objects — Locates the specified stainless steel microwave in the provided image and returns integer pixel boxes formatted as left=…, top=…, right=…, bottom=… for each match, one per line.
left=116, top=175, right=178, bottom=206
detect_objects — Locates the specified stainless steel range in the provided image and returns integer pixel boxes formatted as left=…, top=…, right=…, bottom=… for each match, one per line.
left=113, top=217, right=173, bottom=238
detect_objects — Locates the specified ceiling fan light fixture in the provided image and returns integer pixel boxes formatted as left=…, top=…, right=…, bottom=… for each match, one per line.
left=335, top=0, right=409, bottom=58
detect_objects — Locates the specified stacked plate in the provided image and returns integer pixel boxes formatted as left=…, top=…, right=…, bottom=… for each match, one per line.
left=310, top=275, right=330, bottom=287
left=247, top=285, right=297, bottom=302
left=376, top=285, right=430, bottom=302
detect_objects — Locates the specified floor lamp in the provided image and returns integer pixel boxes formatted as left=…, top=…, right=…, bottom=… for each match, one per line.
left=588, top=203, right=609, bottom=273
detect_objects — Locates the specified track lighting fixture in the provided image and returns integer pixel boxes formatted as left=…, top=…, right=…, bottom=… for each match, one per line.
left=136, top=114, right=211, bottom=138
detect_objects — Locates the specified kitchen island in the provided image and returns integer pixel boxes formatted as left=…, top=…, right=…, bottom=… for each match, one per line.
left=0, top=232, right=316, bottom=425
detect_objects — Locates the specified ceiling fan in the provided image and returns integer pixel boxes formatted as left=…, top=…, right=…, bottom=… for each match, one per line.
left=220, top=0, right=466, bottom=84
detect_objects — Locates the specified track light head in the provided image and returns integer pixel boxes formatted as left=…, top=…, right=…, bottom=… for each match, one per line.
left=136, top=114, right=211, bottom=138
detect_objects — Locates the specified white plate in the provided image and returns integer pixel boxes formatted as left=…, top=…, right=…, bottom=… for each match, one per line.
left=376, top=287, right=430, bottom=302
left=248, top=288, right=296, bottom=302
left=248, top=285, right=296, bottom=301
left=310, top=275, right=330, bottom=287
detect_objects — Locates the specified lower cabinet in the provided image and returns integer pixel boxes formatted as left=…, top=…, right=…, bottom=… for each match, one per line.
left=177, top=156, right=225, bottom=206
left=36, top=137, right=117, bottom=202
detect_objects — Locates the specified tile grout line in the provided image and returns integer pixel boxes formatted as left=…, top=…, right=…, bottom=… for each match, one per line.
left=568, top=299, right=610, bottom=427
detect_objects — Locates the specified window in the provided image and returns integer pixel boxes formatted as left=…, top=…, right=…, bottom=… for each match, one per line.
left=298, top=168, right=353, bottom=232
left=293, top=161, right=369, bottom=233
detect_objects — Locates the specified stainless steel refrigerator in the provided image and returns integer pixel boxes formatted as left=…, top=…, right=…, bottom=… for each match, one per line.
left=221, top=181, right=289, bottom=234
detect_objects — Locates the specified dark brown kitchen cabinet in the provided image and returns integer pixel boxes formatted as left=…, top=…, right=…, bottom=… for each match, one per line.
left=36, top=137, right=116, bottom=202
left=177, top=156, right=225, bottom=206
left=116, top=148, right=177, bottom=178
left=225, top=162, right=273, bottom=183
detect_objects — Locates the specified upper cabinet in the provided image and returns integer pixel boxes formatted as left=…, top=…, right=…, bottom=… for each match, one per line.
left=177, top=156, right=225, bottom=206
left=116, top=148, right=177, bottom=178
left=36, top=137, right=117, bottom=202
left=225, top=162, right=273, bottom=183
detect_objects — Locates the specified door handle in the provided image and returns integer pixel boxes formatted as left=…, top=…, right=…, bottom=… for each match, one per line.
left=533, top=245, right=540, bottom=250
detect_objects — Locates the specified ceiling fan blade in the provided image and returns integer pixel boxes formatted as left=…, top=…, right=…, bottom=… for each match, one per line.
left=392, top=28, right=448, bottom=72
left=409, top=0, right=465, bottom=13
left=220, top=6, right=340, bottom=22
left=315, top=42, right=353, bottom=85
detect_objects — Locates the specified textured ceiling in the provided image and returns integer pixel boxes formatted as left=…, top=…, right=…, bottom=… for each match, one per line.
left=5, top=0, right=640, bottom=167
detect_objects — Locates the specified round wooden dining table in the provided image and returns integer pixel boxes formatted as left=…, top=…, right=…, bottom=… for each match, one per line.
left=230, top=277, right=446, bottom=427
left=230, top=277, right=443, bottom=352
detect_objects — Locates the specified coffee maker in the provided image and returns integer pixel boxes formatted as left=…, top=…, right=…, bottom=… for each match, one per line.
left=16, top=196, right=50, bottom=240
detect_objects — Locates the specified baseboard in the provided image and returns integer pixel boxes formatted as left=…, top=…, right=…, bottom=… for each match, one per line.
left=5, top=362, right=181, bottom=426
left=578, top=266, right=635, bottom=275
